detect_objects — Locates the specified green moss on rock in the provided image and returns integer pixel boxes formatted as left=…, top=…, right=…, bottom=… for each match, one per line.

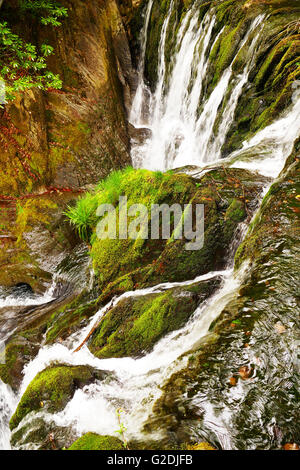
left=68, top=167, right=267, bottom=298
left=0, top=340, right=37, bottom=391
left=68, top=433, right=124, bottom=450
left=89, top=277, right=220, bottom=358
left=9, top=365, right=96, bottom=430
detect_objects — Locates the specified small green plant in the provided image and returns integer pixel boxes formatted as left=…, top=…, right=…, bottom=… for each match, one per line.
left=65, top=167, right=135, bottom=242
left=96, top=166, right=135, bottom=205
left=115, top=408, right=129, bottom=450
left=20, top=0, right=68, bottom=26
left=65, top=193, right=99, bottom=242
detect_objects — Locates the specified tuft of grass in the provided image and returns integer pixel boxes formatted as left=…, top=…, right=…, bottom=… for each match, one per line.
left=65, top=193, right=99, bottom=242
left=65, top=167, right=135, bottom=242
left=96, top=166, right=134, bottom=205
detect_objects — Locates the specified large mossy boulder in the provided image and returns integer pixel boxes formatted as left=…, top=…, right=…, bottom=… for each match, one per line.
left=32, top=165, right=267, bottom=347
left=144, top=152, right=300, bottom=450
left=9, top=364, right=102, bottom=430
left=69, top=167, right=268, bottom=297
left=89, top=276, right=221, bottom=359
left=47, top=166, right=267, bottom=347
left=68, top=433, right=124, bottom=450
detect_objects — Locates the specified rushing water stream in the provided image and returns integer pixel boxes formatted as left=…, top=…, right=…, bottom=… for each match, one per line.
left=1, top=0, right=299, bottom=450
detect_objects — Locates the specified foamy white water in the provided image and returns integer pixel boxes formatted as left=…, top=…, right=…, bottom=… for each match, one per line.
left=230, top=96, right=300, bottom=177
left=130, top=0, right=154, bottom=126
left=0, top=382, right=17, bottom=450
left=0, top=278, right=57, bottom=449
left=0, top=287, right=55, bottom=309
left=2, top=0, right=300, bottom=450
left=18, top=267, right=246, bottom=442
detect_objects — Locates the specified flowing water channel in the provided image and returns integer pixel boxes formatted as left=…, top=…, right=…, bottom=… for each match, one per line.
left=0, top=0, right=299, bottom=450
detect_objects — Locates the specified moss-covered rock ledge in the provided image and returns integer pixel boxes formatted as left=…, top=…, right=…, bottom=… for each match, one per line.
left=67, top=166, right=269, bottom=294
left=9, top=364, right=105, bottom=431
left=42, top=166, right=268, bottom=347
left=68, top=433, right=124, bottom=450
left=68, top=432, right=216, bottom=451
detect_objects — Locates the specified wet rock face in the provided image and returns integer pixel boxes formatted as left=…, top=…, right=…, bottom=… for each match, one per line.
left=0, top=0, right=133, bottom=197
left=11, top=417, right=77, bottom=451
left=0, top=330, right=39, bottom=392
left=145, top=153, right=300, bottom=450
left=0, top=239, right=92, bottom=392
left=128, top=123, right=152, bottom=145
left=0, top=191, right=85, bottom=293
left=0, top=0, right=137, bottom=295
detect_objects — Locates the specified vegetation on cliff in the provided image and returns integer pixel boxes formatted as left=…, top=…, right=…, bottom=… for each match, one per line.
left=0, top=1, right=67, bottom=100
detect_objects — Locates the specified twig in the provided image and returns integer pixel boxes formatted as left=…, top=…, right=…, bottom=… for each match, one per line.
left=73, top=301, right=114, bottom=353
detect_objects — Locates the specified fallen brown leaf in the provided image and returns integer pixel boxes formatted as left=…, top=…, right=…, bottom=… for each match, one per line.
left=239, top=365, right=253, bottom=380
left=274, top=322, right=286, bottom=334
left=229, top=377, right=237, bottom=386
left=283, top=443, right=299, bottom=451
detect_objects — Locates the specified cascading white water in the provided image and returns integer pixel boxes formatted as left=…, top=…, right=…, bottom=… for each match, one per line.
left=205, top=15, right=265, bottom=162
left=229, top=95, right=300, bottom=177
left=0, top=284, right=56, bottom=309
left=0, top=281, right=57, bottom=450
left=130, top=2, right=266, bottom=171
left=1, top=0, right=300, bottom=451
left=129, top=0, right=154, bottom=126
left=15, top=267, right=246, bottom=444
left=0, top=382, right=17, bottom=450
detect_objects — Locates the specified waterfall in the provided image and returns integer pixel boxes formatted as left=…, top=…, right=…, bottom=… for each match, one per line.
left=201, top=14, right=265, bottom=163
left=129, top=0, right=154, bottom=126
left=229, top=96, right=300, bottom=177
left=130, top=2, right=266, bottom=171
left=1, top=0, right=299, bottom=451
